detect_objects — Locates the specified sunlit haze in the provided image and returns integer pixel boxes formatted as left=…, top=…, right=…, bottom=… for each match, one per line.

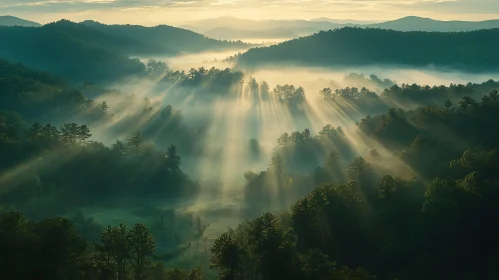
left=2, top=0, right=499, bottom=278
left=2, top=0, right=499, bottom=25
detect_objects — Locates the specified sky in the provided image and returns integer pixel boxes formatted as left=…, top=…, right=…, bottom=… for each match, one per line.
left=2, top=0, right=499, bottom=26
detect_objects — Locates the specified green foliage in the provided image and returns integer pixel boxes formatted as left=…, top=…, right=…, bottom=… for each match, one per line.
left=164, top=145, right=182, bottom=172
left=324, top=151, right=341, bottom=171
left=238, top=27, right=499, bottom=72
left=268, top=153, right=286, bottom=176
left=60, top=123, right=92, bottom=145
left=273, top=84, right=306, bottom=104
left=81, top=20, right=247, bottom=53
left=160, top=67, right=246, bottom=98
left=317, top=124, right=344, bottom=141
left=126, top=131, right=146, bottom=156
left=210, top=233, right=242, bottom=280
left=0, top=211, right=200, bottom=280
left=3, top=26, right=499, bottom=280
left=0, top=117, right=198, bottom=217
left=0, top=211, right=90, bottom=280
left=377, top=175, right=397, bottom=198
left=0, top=20, right=246, bottom=83
left=0, top=23, right=146, bottom=83
left=0, top=58, right=110, bottom=121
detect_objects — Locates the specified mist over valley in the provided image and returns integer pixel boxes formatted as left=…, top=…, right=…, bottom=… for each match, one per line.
left=2, top=10, right=499, bottom=280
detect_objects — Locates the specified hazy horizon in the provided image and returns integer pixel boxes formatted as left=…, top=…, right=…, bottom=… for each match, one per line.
left=2, top=0, right=499, bottom=26
left=3, top=1, right=499, bottom=279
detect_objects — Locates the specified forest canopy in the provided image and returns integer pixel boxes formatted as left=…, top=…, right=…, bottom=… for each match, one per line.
left=0, top=20, right=247, bottom=83
left=2, top=17, right=499, bottom=280
left=237, top=27, right=499, bottom=72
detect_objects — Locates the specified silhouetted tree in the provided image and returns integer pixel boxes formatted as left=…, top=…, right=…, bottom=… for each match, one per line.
left=126, top=131, right=145, bottom=156
left=164, top=144, right=181, bottom=171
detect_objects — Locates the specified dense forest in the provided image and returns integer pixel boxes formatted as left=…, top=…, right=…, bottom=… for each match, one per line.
left=80, top=21, right=247, bottom=53
left=0, top=20, right=246, bottom=83
left=237, top=27, right=499, bottom=71
left=2, top=17, right=499, bottom=280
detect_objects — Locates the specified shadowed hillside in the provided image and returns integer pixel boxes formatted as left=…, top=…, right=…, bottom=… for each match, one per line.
left=0, top=15, right=40, bottom=27
left=237, top=27, right=499, bottom=72
left=80, top=20, right=248, bottom=53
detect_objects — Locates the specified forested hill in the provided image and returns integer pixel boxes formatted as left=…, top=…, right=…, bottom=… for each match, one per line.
left=0, top=20, right=147, bottom=83
left=80, top=20, right=248, bottom=53
left=0, top=20, right=247, bottom=83
left=0, top=57, right=91, bottom=121
left=0, top=15, right=41, bottom=27
left=237, top=27, right=499, bottom=71
left=370, top=16, right=499, bottom=32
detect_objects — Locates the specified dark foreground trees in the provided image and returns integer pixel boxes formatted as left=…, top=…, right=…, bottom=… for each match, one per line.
left=0, top=117, right=198, bottom=219
left=210, top=212, right=376, bottom=280
left=0, top=211, right=202, bottom=280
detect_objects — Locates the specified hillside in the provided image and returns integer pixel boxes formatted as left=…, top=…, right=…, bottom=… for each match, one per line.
left=182, top=16, right=345, bottom=32
left=182, top=16, right=347, bottom=38
left=80, top=20, right=248, bottom=53
left=236, top=27, right=499, bottom=71
left=371, top=16, right=499, bottom=32
left=183, top=16, right=499, bottom=40
left=0, top=20, right=147, bottom=83
left=0, top=57, right=108, bottom=122
left=0, top=19, right=251, bottom=83
left=0, top=15, right=40, bottom=27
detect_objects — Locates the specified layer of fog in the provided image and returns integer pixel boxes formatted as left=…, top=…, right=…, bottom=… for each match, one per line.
left=96, top=53, right=499, bottom=190
left=77, top=53, right=499, bottom=264
left=94, top=62, right=499, bottom=187
left=136, top=49, right=241, bottom=71
left=248, top=66, right=499, bottom=92
left=146, top=48, right=499, bottom=87
left=237, top=37, right=290, bottom=45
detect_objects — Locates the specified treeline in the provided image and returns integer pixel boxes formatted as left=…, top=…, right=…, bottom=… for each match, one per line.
left=4, top=49, right=499, bottom=279
left=81, top=20, right=248, bottom=53
left=158, top=65, right=499, bottom=119
left=0, top=211, right=204, bottom=280
left=237, top=27, right=499, bottom=71
left=243, top=125, right=351, bottom=213
left=0, top=58, right=111, bottom=121
left=357, top=90, right=499, bottom=178
left=0, top=57, right=199, bottom=154
left=161, top=67, right=245, bottom=96
left=0, top=208, right=376, bottom=280
left=0, top=20, right=245, bottom=83
left=226, top=89, right=499, bottom=280
left=0, top=23, right=145, bottom=83
left=0, top=116, right=197, bottom=219
left=6, top=89, right=499, bottom=279
left=210, top=212, right=376, bottom=280
left=159, top=67, right=305, bottom=107
left=319, top=79, right=499, bottom=117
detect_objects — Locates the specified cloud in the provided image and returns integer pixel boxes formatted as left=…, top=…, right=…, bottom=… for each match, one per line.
left=2, top=0, right=199, bottom=9
left=3, top=0, right=499, bottom=24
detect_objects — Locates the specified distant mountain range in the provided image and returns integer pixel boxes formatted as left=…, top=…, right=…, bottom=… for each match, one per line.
left=3, top=14, right=499, bottom=79
left=4, top=14, right=499, bottom=41
left=184, top=16, right=499, bottom=40
left=0, top=19, right=247, bottom=83
left=79, top=20, right=248, bottom=53
left=0, top=20, right=147, bottom=83
left=236, top=27, right=499, bottom=72
left=310, top=18, right=381, bottom=25
left=0, top=16, right=248, bottom=53
left=181, top=17, right=345, bottom=39
left=369, top=16, right=499, bottom=32
left=202, top=27, right=298, bottom=40
left=0, top=15, right=40, bottom=27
